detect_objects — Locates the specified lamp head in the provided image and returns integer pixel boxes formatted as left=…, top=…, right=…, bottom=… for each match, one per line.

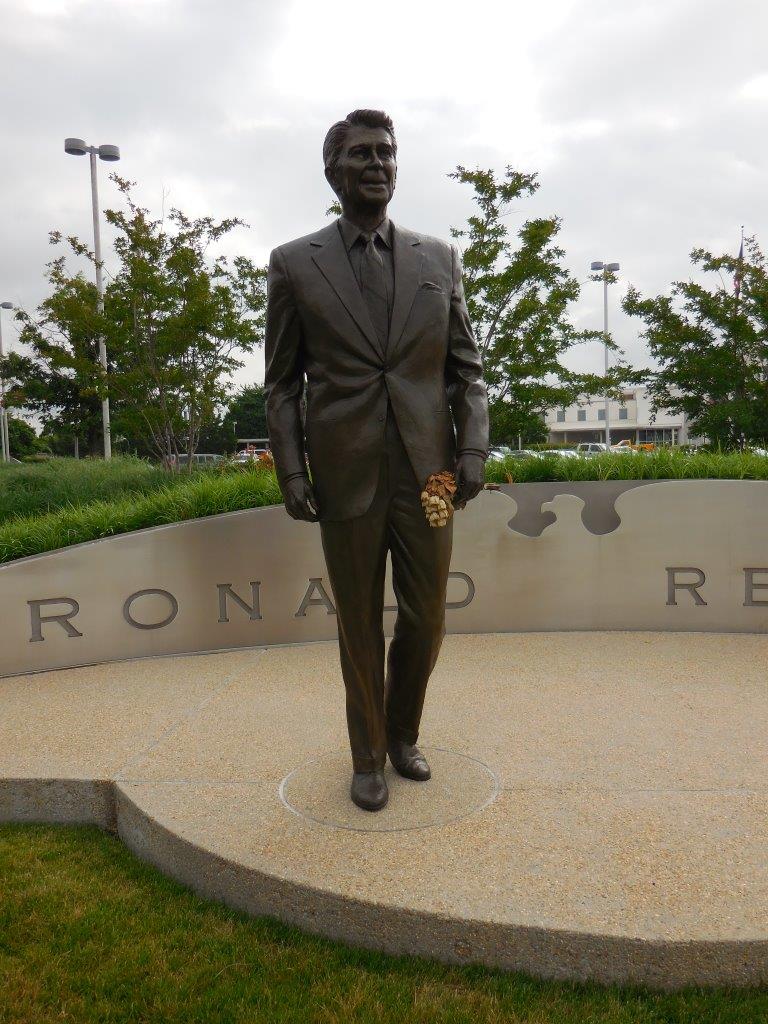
left=0, top=302, right=13, bottom=310
left=98, top=144, right=120, bottom=162
left=64, top=137, right=87, bottom=156
left=606, top=262, right=620, bottom=272
left=590, top=261, right=604, bottom=271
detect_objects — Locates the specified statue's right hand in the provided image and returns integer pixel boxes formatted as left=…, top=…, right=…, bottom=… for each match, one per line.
left=283, top=476, right=319, bottom=522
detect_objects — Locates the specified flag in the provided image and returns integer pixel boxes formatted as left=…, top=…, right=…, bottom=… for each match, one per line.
left=734, top=229, right=744, bottom=300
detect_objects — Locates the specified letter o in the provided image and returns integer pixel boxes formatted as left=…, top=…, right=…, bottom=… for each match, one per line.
left=123, top=589, right=179, bottom=630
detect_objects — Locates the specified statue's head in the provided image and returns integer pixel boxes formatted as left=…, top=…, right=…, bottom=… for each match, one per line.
left=323, top=109, right=397, bottom=213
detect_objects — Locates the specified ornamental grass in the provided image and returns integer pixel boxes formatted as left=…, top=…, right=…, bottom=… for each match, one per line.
left=0, top=466, right=281, bottom=564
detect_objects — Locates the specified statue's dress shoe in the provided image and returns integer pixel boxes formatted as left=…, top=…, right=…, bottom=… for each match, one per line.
left=387, top=739, right=431, bottom=781
left=350, top=770, right=388, bottom=811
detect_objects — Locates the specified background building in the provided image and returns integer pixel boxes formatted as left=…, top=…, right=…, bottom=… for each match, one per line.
left=543, top=387, right=702, bottom=447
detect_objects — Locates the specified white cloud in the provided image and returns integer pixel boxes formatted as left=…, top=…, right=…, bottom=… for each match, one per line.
left=1, top=0, right=766, bottom=394
left=739, top=73, right=768, bottom=100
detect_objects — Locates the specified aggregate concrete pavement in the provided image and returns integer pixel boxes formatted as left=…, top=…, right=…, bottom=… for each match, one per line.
left=3, top=632, right=768, bottom=989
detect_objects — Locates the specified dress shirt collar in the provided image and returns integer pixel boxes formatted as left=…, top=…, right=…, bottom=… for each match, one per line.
left=337, top=215, right=393, bottom=252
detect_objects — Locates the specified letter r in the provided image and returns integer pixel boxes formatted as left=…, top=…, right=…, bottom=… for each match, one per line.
left=665, top=567, right=707, bottom=606
left=28, top=597, right=83, bottom=643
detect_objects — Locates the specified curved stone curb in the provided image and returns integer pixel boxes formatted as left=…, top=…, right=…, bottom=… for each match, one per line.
left=0, top=778, right=116, bottom=830
left=112, top=783, right=768, bottom=990
left=3, top=774, right=767, bottom=989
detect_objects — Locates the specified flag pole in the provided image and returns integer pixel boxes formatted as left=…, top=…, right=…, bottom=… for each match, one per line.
left=734, top=225, right=744, bottom=305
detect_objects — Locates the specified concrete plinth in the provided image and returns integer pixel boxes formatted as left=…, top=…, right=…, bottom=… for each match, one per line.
left=2, top=632, right=768, bottom=990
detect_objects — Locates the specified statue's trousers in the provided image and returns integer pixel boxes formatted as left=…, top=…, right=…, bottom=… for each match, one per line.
left=319, top=403, right=453, bottom=772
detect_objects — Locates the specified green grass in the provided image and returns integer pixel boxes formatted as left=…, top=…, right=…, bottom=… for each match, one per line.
left=0, top=457, right=177, bottom=524
left=1, top=825, right=765, bottom=1023
left=485, top=447, right=768, bottom=483
left=0, top=467, right=281, bottom=564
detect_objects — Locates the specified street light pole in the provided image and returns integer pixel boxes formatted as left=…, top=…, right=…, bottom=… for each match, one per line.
left=65, top=138, right=120, bottom=460
left=0, top=301, right=13, bottom=463
left=603, top=270, right=610, bottom=448
left=88, top=148, right=110, bottom=460
left=590, top=260, right=620, bottom=449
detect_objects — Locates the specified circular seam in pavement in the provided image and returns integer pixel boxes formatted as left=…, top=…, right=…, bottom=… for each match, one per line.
left=277, top=747, right=500, bottom=833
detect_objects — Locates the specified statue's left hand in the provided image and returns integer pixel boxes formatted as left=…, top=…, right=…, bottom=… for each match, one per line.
left=453, top=453, right=485, bottom=510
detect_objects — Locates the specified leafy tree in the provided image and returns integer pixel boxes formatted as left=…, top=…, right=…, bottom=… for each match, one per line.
left=186, top=385, right=268, bottom=457
left=4, top=262, right=104, bottom=455
left=222, top=384, right=268, bottom=444
left=7, top=416, right=46, bottom=460
left=39, top=424, right=86, bottom=457
left=450, top=166, right=637, bottom=445
left=623, top=237, right=768, bottom=448
left=100, top=176, right=267, bottom=467
left=195, top=413, right=233, bottom=455
left=7, top=178, right=268, bottom=469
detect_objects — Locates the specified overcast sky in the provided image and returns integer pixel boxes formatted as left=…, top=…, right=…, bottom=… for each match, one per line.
left=2, top=0, right=767, bottom=394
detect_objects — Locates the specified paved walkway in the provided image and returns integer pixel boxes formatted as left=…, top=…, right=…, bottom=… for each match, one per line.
left=3, top=632, right=768, bottom=989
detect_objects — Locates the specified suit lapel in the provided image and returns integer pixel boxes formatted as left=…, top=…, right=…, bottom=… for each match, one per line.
left=311, top=224, right=384, bottom=362
left=388, top=224, right=423, bottom=358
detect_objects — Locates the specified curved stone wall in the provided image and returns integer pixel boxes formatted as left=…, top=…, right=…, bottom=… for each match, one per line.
left=2, top=479, right=767, bottom=678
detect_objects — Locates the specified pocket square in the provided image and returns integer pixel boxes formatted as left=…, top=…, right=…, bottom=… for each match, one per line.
left=420, top=281, right=444, bottom=292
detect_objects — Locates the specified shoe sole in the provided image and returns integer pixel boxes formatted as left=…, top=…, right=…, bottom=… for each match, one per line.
left=390, top=762, right=431, bottom=782
left=351, top=792, right=389, bottom=811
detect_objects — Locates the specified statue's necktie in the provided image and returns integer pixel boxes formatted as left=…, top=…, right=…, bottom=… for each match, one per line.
left=359, top=232, right=390, bottom=353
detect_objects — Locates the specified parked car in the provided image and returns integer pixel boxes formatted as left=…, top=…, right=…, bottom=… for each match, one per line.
left=540, top=448, right=579, bottom=458
left=174, top=453, right=225, bottom=467
left=576, top=442, right=609, bottom=456
left=233, top=448, right=269, bottom=464
left=610, top=439, right=653, bottom=453
left=488, top=447, right=542, bottom=460
left=506, top=449, right=544, bottom=459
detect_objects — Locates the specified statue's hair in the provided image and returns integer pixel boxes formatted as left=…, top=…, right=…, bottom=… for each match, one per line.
left=323, top=109, right=396, bottom=177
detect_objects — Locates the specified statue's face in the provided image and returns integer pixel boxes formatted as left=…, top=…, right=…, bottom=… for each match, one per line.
left=328, top=125, right=397, bottom=209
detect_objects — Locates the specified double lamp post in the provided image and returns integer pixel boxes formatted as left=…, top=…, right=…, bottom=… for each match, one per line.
left=0, top=300, right=14, bottom=462
left=590, top=260, right=620, bottom=449
left=64, top=138, right=120, bottom=459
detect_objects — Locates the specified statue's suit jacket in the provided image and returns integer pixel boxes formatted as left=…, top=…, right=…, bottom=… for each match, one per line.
left=264, top=219, right=489, bottom=521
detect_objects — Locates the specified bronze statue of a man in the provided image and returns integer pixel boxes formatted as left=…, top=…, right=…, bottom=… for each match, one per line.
left=264, top=109, right=489, bottom=811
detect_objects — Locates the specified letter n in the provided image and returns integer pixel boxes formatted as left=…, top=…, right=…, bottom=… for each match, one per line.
left=217, top=582, right=263, bottom=622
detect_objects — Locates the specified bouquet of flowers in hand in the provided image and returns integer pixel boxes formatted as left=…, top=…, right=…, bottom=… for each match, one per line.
left=420, top=470, right=457, bottom=528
